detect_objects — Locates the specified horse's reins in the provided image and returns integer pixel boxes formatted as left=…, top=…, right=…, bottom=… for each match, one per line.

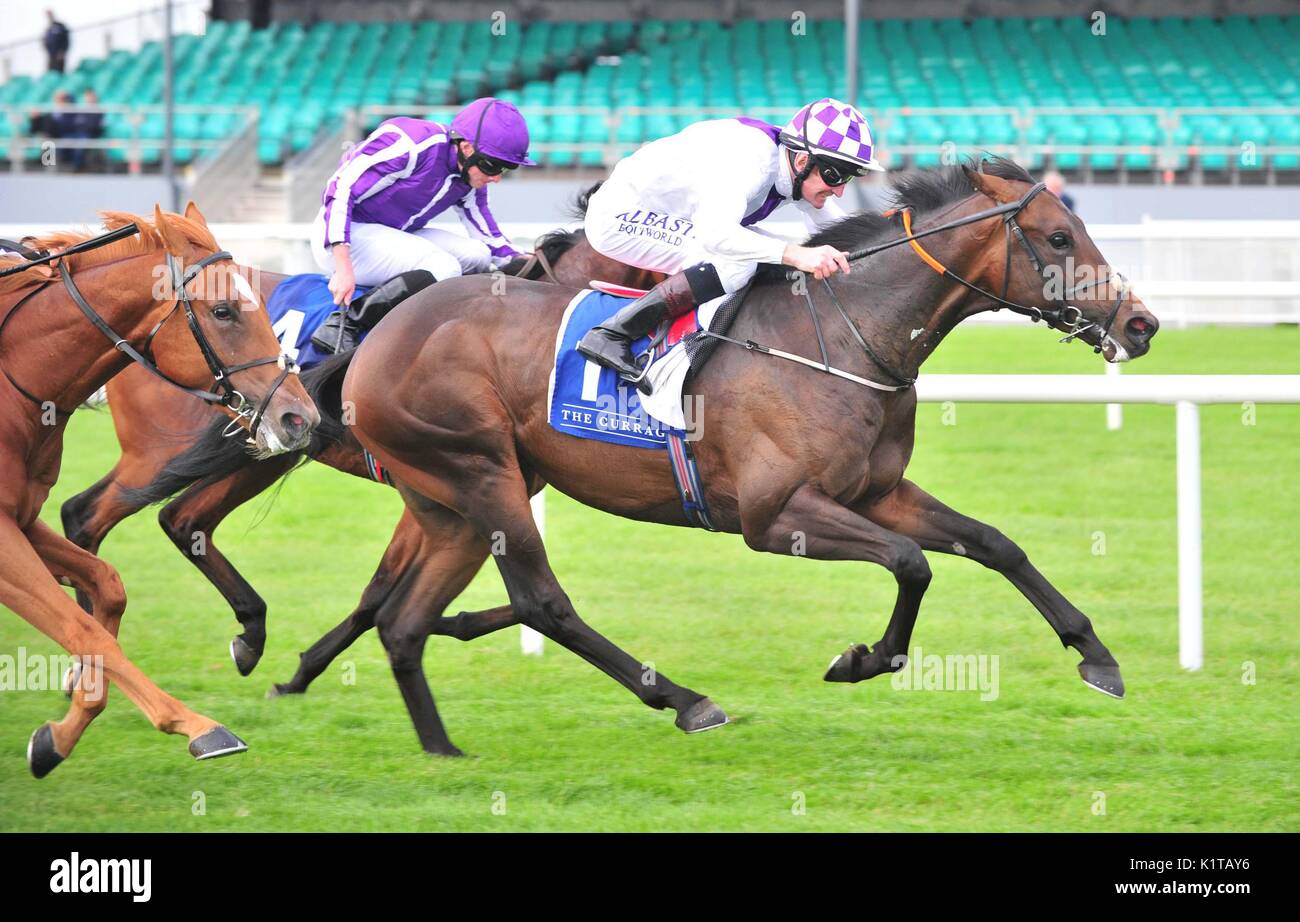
left=0, top=224, right=298, bottom=437
left=696, top=180, right=1131, bottom=392
left=514, top=246, right=561, bottom=284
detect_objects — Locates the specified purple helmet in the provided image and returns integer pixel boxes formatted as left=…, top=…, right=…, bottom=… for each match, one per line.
left=450, top=97, right=536, bottom=167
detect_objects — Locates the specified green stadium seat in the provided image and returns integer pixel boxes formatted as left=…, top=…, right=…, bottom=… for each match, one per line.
left=0, top=14, right=1288, bottom=173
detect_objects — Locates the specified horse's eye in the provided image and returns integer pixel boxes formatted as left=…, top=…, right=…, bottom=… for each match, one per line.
left=212, top=304, right=235, bottom=321
left=1049, top=232, right=1072, bottom=250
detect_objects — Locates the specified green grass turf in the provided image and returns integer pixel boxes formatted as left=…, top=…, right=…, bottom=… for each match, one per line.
left=1, top=325, right=1296, bottom=830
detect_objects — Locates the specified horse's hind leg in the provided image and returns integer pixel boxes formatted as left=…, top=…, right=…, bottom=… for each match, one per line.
left=394, top=470, right=725, bottom=735
left=371, top=502, right=495, bottom=755
left=157, top=454, right=298, bottom=676
left=861, top=478, right=1124, bottom=697
left=269, top=512, right=520, bottom=699
left=435, top=604, right=519, bottom=641
left=269, top=509, right=425, bottom=697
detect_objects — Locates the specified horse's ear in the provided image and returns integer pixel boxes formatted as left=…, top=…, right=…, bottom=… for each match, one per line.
left=152, top=204, right=189, bottom=257
left=962, top=163, right=1018, bottom=204
left=183, top=201, right=208, bottom=228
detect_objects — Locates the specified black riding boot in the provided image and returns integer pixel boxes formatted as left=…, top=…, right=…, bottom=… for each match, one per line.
left=311, top=269, right=436, bottom=354
left=576, top=263, right=725, bottom=394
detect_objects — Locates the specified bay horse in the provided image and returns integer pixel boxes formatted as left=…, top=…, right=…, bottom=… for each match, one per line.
left=61, top=210, right=660, bottom=676
left=0, top=204, right=319, bottom=777
left=142, top=159, right=1159, bottom=756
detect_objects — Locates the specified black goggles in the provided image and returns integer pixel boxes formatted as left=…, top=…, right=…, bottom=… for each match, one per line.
left=468, top=152, right=517, bottom=176
left=813, top=157, right=868, bottom=187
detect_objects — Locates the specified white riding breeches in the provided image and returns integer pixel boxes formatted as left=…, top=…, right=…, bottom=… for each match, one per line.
left=311, top=209, right=493, bottom=285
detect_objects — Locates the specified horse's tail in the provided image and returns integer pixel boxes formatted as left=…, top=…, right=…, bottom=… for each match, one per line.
left=569, top=181, right=602, bottom=220
left=123, top=350, right=356, bottom=507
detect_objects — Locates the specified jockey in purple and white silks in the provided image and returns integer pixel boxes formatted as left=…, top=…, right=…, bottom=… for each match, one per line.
left=308, top=97, right=536, bottom=353
left=578, top=98, right=885, bottom=392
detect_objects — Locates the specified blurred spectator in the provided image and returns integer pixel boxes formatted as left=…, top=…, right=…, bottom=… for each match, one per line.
left=72, top=88, right=106, bottom=171
left=28, top=91, right=79, bottom=170
left=1044, top=171, right=1076, bottom=214
left=44, top=10, right=70, bottom=74
left=29, top=89, right=75, bottom=137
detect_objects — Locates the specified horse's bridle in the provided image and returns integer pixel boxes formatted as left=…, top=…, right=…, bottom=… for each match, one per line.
left=0, top=223, right=298, bottom=436
left=865, top=180, right=1130, bottom=354
left=697, top=179, right=1133, bottom=393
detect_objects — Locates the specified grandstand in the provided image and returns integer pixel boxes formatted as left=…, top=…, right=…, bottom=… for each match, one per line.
left=2, top=11, right=1298, bottom=179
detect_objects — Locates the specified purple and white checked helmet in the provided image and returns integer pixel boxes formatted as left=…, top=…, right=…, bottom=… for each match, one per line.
left=779, top=98, right=885, bottom=173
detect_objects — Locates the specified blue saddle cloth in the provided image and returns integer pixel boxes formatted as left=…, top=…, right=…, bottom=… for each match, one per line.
left=548, top=290, right=690, bottom=450
left=265, top=274, right=371, bottom=369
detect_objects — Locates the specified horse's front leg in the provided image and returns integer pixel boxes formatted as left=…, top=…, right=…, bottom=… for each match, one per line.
left=859, top=478, right=1123, bottom=697
left=741, top=482, right=932, bottom=683
left=156, top=454, right=298, bottom=676
left=28, top=518, right=126, bottom=766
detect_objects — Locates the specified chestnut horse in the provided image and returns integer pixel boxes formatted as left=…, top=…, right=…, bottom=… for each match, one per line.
left=141, top=159, right=1159, bottom=756
left=62, top=215, right=660, bottom=675
left=0, top=204, right=319, bottom=777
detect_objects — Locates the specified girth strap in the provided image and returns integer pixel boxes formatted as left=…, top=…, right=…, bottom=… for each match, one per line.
left=649, top=331, right=716, bottom=530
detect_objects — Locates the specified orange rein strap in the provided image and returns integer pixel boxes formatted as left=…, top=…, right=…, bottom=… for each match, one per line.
left=898, top=208, right=948, bottom=275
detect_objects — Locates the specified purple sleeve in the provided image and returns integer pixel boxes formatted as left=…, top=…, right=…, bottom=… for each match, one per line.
left=321, top=128, right=412, bottom=246
left=454, top=187, right=521, bottom=260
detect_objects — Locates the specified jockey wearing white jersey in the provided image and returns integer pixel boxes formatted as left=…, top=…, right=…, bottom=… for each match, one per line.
left=578, top=98, right=884, bottom=390
left=309, top=97, right=535, bottom=353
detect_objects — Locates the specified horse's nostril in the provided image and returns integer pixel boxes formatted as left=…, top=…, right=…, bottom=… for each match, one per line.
left=1127, top=316, right=1158, bottom=341
left=281, top=412, right=307, bottom=438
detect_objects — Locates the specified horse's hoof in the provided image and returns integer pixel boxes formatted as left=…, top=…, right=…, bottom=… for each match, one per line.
left=28, top=724, right=64, bottom=779
left=824, top=644, right=868, bottom=682
left=61, top=663, right=81, bottom=698
left=265, top=682, right=300, bottom=699
left=230, top=637, right=262, bottom=677
left=188, top=726, right=248, bottom=761
left=1078, top=663, right=1125, bottom=699
left=427, top=745, right=465, bottom=758
left=675, top=697, right=729, bottom=734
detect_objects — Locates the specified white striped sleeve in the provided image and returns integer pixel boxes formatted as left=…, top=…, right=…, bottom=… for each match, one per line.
left=321, top=127, right=413, bottom=246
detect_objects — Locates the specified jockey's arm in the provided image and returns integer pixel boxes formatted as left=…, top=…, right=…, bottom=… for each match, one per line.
left=454, top=187, right=522, bottom=268
left=321, top=125, right=414, bottom=251
left=691, top=187, right=788, bottom=265
left=692, top=115, right=853, bottom=275
left=695, top=188, right=848, bottom=281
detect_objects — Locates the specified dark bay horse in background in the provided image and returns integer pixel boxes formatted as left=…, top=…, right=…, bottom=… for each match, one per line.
left=142, top=159, right=1159, bottom=756
left=0, top=205, right=319, bottom=776
left=63, top=198, right=661, bottom=676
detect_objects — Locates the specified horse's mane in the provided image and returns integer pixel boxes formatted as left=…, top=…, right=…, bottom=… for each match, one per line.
left=0, top=210, right=219, bottom=298
left=533, top=226, right=584, bottom=266
left=570, top=181, right=601, bottom=220
left=805, top=155, right=1034, bottom=250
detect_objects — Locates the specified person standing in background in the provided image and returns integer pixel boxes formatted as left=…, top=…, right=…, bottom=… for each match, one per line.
left=1044, top=171, right=1076, bottom=214
left=43, top=10, right=70, bottom=73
